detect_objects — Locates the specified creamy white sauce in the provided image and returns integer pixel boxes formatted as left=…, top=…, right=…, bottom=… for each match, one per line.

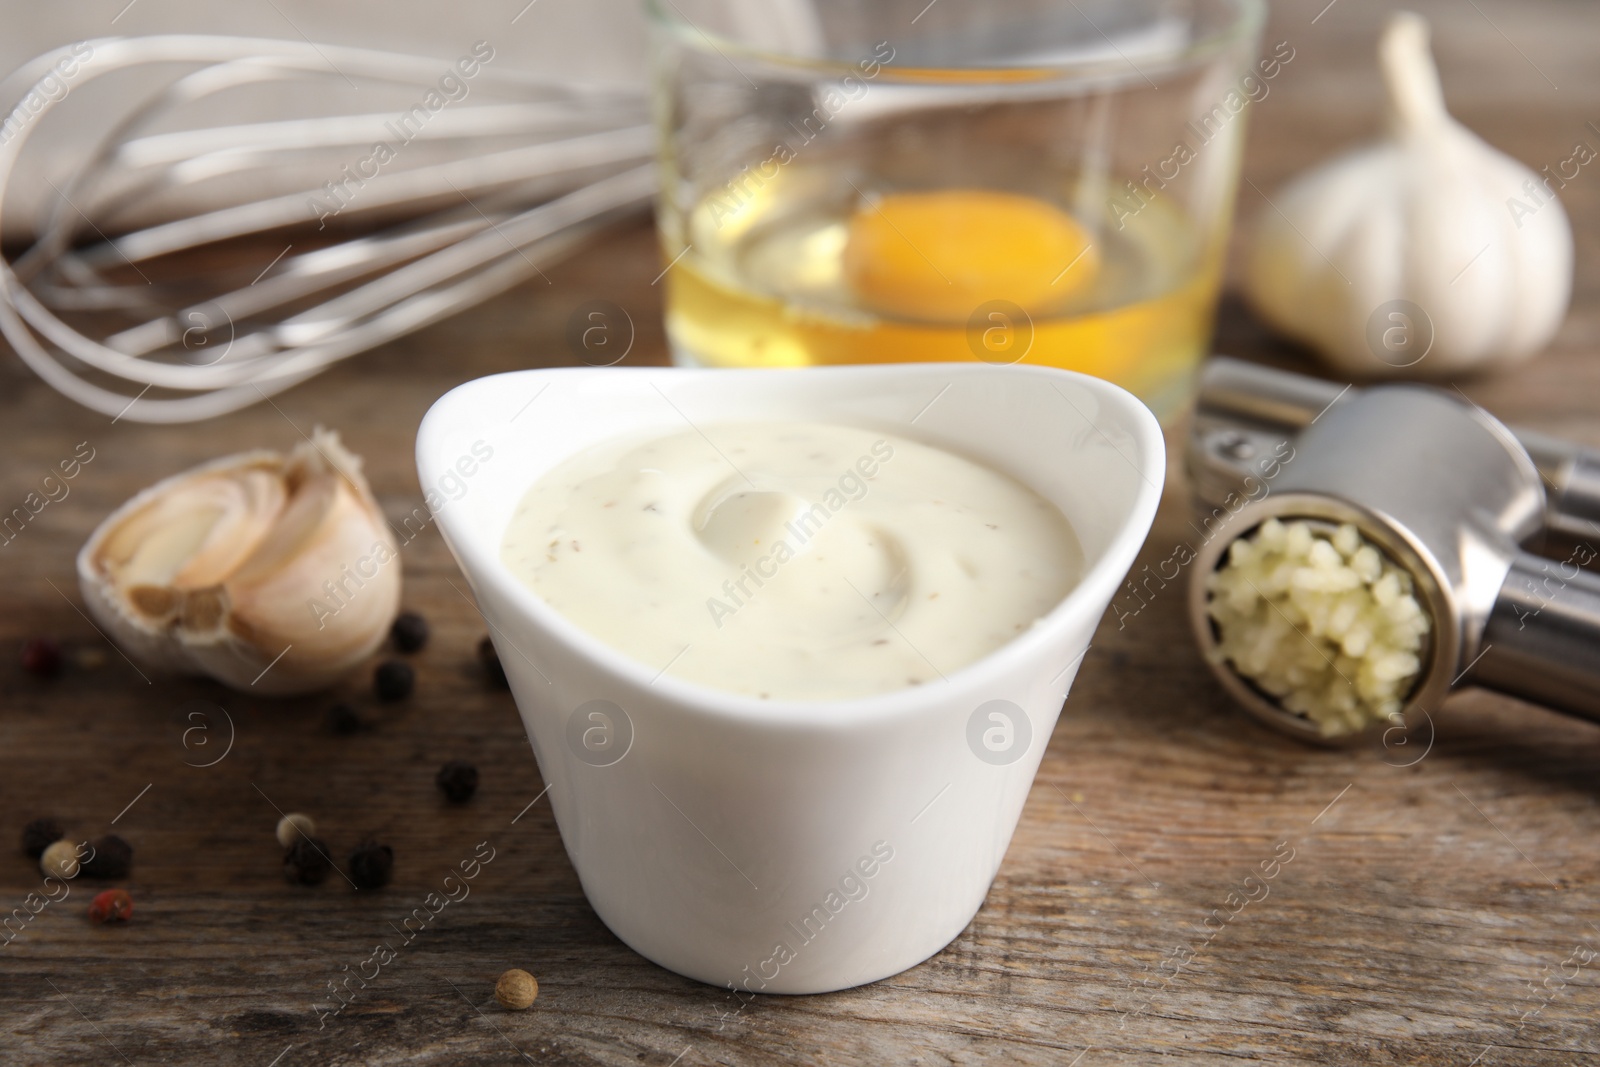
left=501, top=422, right=1081, bottom=700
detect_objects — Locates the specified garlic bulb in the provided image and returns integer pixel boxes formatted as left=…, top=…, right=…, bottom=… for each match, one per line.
left=1244, top=11, right=1572, bottom=377
left=78, top=429, right=399, bottom=694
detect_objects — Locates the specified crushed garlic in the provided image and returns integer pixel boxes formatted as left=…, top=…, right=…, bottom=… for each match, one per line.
left=1205, top=518, right=1430, bottom=737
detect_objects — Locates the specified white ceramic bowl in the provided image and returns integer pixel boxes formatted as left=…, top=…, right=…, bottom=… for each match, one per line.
left=416, top=363, right=1163, bottom=994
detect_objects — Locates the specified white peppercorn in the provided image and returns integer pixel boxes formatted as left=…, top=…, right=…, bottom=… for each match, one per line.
left=276, top=813, right=316, bottom=848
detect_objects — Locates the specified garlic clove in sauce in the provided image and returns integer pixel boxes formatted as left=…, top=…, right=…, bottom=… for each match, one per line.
left=77, top=428, right=399, bottom=694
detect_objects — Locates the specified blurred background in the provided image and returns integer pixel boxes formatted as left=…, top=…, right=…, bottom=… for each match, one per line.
left=0, top=0, right=1592, bottom=420
left=0, top=0, right=647, bottom=237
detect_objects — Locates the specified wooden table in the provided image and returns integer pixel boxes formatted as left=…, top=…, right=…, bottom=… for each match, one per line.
left=3, top=1, right=1597, bottom=1063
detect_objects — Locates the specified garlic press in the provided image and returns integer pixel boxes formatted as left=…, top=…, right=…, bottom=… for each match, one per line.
left=1185, top=356, right=1600, bottom=744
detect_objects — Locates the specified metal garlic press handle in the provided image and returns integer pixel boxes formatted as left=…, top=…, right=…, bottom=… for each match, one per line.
left=1475, top=551, right=1600, bottom=724
left=1190, top=356, right=1600, bottom=736
left=1512, top=431, right=1600, bottom=548
left=1195, top=358, right=1600, bottom=547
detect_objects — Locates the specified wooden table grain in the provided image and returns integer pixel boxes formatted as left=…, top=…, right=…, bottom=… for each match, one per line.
left=3, top=1, right=1599, bottom=1064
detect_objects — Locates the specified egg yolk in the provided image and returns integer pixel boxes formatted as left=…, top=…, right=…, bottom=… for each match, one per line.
left=842, top=189, right=1099, bottom=322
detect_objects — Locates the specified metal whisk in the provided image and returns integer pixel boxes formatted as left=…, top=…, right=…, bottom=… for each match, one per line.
left=0, top=35, right=655, bottom=423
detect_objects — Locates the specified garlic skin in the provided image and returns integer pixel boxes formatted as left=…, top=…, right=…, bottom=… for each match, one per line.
left=1244, top=12, right=1572, bottom=377
left=78, top=429, right=399, bottom=695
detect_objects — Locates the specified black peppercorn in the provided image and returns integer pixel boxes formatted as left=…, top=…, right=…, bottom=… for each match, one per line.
left=349, top=839, right=393, bottom=890
left=391, top=611, right=429, bottom=654
left=21, top=638, right=62, bottom=678
left=478, top=636, right=508, bottom=689
left=373, top=659, right=414, bottom=702
left=284, top=837, right=333, bottom=886
left=80, top=834, right=133, bottom=879
left=436, top=760, right=479, bottom=803
left=326, top=702, right=364, bottom=736
left=21, top=817, right=63, bottom=859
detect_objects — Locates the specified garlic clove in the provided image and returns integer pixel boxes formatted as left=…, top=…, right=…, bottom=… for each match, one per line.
left=78, top=429, right=399, bottom=694
left=1244, top=11, right=1572, bottom=378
